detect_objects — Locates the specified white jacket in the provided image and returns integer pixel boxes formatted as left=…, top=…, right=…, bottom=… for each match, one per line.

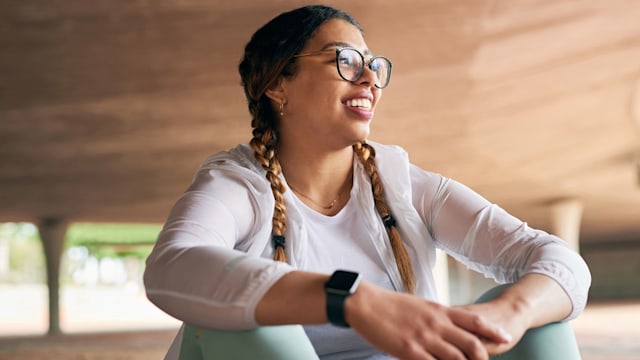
left=144, top=142, right=591, bottom=330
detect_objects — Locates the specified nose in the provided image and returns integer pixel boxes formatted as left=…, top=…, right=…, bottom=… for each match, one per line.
left=357, top=62, right=378, bottom=88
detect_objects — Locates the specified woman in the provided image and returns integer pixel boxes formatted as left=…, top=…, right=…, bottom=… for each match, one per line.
left=144, top=5, right=591, bottom=360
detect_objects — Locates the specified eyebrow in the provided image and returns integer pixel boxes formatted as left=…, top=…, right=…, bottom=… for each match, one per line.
left=320, top=41, right=372, bottom=55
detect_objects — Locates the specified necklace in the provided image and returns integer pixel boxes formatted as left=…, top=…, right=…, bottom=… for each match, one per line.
left=288, top=185, right=339, bottom=210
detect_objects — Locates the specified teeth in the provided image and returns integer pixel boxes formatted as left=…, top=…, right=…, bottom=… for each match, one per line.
left=346, top=98, right=372, bottom=109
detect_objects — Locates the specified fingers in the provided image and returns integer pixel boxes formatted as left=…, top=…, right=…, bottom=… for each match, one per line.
left=404, top=307, right=491, bottom=360
left=427, top=335, right=483, bottom=360
left=441, top=325, right=490, bottom=360
left=399, top=333, right=478, bottom=360
left=449, top=308, right=512, bottom=344
left=349, top=286, right=504, bottom=360
left=399, top=328, right=487, bottom=360
left=399, top=341, right=437, bottom=360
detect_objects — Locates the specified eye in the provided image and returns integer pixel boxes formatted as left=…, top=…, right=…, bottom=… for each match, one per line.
left=370, top=59, right=381, bottom=71
left=338, top=53, right=356, bottom=66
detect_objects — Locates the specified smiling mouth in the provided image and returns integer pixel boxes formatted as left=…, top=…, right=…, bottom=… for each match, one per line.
left=345, top=98, right=372, bottom=110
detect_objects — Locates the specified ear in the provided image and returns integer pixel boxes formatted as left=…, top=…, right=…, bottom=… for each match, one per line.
left=264, top=76, right=287, bottom=105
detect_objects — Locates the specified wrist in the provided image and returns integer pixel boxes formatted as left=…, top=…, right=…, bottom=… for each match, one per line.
left=256, top=271, right=328, bottom=326
left=493, top=291, right=535, bottom=328
left=343, top=280, right=374, bottom=328
left=324, top=270, right=362, bottom=327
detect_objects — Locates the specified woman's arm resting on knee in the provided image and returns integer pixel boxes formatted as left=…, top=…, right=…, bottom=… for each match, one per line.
left=460, top=273, right=573, bottom=355
left=256, top=271, right=512, bottom=360
left=500, top=273, right=572, bottom=327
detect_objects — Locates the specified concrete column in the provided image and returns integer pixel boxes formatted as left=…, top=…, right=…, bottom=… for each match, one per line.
left=548, top=198, right=583, bottom=251
left=38, top=218, right=68, bottom=335
left=434, top=249, right=450, bottom=305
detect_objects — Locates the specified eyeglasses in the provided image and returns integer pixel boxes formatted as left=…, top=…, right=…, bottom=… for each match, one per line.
left=295, top=47, right=392, bottom=89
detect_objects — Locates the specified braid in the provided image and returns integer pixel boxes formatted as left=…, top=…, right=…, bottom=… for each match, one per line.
left=353, top=141, right=415, bottom=293
left=250, top=124, right=288, bottom=262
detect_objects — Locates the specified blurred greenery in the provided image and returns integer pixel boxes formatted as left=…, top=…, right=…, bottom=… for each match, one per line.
left=0, top=223, right=44, bottom=283
left=1, top=222, right=161, bottom=284
left=66, top=223, right=161, bottom=246
left=66, top=222, right=161, bottom=259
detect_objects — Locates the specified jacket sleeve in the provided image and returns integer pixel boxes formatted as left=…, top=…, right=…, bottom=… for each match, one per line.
left=143, top=166, right=294, bottom=330
left=410, top=165, right=591, bottom=320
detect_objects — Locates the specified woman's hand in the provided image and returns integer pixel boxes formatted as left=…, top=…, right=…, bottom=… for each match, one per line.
left=345, top=282, right=512, bottom=360
left=457, top=274, right=573, bottom=356
left=456, top=299, right=530, bottom=355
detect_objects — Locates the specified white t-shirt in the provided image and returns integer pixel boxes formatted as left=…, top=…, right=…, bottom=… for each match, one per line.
left=292, top=192, right=395, bottom=358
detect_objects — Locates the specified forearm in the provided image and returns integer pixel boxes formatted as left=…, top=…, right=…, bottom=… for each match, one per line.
left=494, top=273, right=572, bottom=328
left=256, top=271, right=393, bottom=327
left=255, top=270, right=330, bottom=325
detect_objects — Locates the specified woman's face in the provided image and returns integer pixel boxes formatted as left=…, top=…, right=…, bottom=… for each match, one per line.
left=278, top=19, right=383, bottom=149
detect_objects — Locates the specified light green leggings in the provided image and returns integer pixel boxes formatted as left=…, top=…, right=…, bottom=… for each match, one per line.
left=178, top=285, right=581, bottom=359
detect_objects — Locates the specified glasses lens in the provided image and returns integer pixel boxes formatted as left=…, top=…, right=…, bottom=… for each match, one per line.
left=337, top=49, right=364, bottom=82
left=335, top=48, right=392, bottom=88
left=371, top=57, right=391, bottom=88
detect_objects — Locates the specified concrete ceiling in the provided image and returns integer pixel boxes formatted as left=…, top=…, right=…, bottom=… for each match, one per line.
left=1, top=0, right=640, bottom=246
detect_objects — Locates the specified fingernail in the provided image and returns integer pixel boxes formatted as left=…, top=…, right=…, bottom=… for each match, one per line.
left=498, top=328, right=512, bottom=343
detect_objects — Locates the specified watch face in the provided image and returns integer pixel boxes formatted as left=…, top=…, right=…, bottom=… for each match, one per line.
left=326, top=270, right=361, bottom=293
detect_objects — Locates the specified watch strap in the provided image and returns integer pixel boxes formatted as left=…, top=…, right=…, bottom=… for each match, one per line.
left=324, top=270, right=361, bottom=328
left=326, top=290, right=350, bottom=327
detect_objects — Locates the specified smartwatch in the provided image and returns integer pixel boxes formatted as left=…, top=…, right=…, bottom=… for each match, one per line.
left=324, top=270, right=362, bottom=327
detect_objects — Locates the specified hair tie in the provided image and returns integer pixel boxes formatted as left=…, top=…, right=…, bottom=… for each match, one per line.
left=382, top=214, right=396, bottom=229
left=272, top=234, right=286, bottom=249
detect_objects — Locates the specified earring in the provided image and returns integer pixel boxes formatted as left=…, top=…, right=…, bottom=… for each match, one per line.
left=279, top=102, right=284, bottom=116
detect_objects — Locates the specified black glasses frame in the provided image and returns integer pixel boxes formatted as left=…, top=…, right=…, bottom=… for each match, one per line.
left=295, top=47, right=392, bottom=89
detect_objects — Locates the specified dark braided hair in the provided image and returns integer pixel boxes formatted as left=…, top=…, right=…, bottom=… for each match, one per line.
left=238, top=5, right=415, bottom=293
